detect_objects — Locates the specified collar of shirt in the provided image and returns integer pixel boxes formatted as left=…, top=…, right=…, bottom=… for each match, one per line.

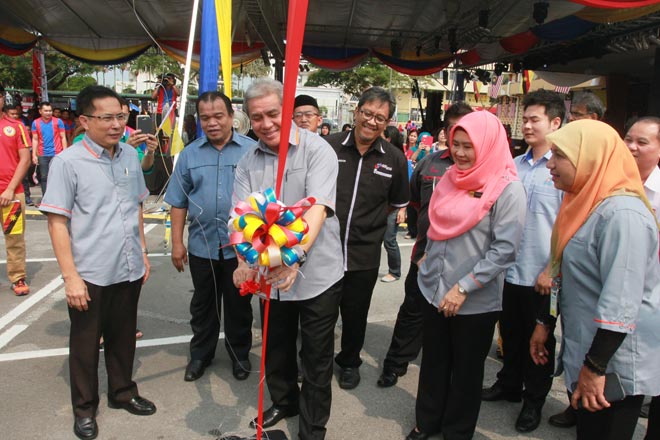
left=524, top=147, right=552, bottom=165
left=254, top=125, right=300, bottom=156
left=340, top=130, right=386, bottom=155
left=644, top=167, right=660, bottom=205
left=198, top=128, right=244, bottom=151
left=645, top=166, right=660, bottom=195
left=82, top=134, right=124, bottom=160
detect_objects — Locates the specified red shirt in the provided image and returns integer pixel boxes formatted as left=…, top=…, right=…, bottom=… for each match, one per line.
left=0, top=115, right=30, bottom=193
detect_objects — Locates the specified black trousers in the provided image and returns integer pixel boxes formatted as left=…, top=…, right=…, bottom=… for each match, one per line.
left=335, top=268, right=379, bottom=368
left=68, top=279, right=142, bottom=418
left=577, top=394, right=644, bottom=440
left=406, top=206, right=418, bottom=237
left=188, top=253, right=253, bottom=363
left=415, top=303, right=498, bottom=440
left=645, top=395, right=659, bottom=440
left=496, top=281, right=555, bottom=408
left=382, top=263, right=424, bottom=375
left=261, top=280, right=342, bottom=440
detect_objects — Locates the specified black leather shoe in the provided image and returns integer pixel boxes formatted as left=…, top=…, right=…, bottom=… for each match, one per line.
left=339, top=367, right=361, bottom=389
left=516, top=404, right=542, bottom=433
left=108, top=395, right=157, bottom=416
left=377, top=369, right=399, bottom=388
left=184, top=359, right=210, bottom=382
left=405, top=428, right=429, bottom=440
left=73, top=416, right=98, bottom=439
left=481, top=383, right=522, bottom=402
left=250, top=406, right=298, bottom=429
left=548, top=405, right=577, bottom=428
left=232, top=358, right=251, bottom=381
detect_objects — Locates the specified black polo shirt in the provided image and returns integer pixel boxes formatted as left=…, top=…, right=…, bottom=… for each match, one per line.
left=325, top=131, right=409, bottom=271
left=409, top=149, right=454, bottom=264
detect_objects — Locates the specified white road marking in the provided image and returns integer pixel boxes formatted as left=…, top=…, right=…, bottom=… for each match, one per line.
left=0, top=276, right=63, bottom=332
left=0, top=332, right=225, bottom=363
left=0, top=325, right=28, bottom=350
left=0, top=253, right=172, bottom=264
left=0, top=223, right=160, bottom=348
left=143, top=223, right=158, bottom=234
left=0, top=223, right=160, bottom=264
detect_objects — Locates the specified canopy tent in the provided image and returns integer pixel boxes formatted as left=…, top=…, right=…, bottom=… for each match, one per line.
left=1, top=0, right=660, bottom=79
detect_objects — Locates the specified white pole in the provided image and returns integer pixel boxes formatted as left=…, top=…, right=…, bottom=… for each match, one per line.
left=174, top=0, right=200, bottom=166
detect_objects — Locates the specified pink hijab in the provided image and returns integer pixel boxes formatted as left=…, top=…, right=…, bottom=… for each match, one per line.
left=427, top=111, right=519, bottom=241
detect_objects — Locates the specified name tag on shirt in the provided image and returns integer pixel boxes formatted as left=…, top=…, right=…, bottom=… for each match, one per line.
left=550, top=277, right=560, bottom=318
left=374, top=163, right=393, bottom=178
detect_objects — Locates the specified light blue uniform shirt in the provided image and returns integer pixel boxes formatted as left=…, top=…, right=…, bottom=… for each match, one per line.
left=506, top=149, right=563, bottom=286
left=39, top=136, right=149, bottom=286
left=559, top=196, right=660, bottom=396
left=419, top=181, right=527, bottom=314
left=164, top=130, right=254, bottom=260
left=233, top=126, right=344, bottom=301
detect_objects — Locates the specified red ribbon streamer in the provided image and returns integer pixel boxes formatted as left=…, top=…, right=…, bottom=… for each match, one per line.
left=257, top=1, right=309, bottom=438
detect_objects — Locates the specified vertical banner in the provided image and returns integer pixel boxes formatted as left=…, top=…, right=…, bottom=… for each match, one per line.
left=523, top=70, right=532, bottom=94
left=199, top=0, right=220, bottom=94
left=216, top=0, right=232, bottom=99
left=276, top=0, right=309, bottom=199
left=172, top=0, right=200, bottom=159
left=32, top=47, right=48, bottom=102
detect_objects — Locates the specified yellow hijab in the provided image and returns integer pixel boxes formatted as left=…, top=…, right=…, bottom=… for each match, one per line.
left=546, top=120, right=655, bottom=276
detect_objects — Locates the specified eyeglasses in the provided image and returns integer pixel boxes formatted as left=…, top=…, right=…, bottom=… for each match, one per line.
left=358, top=109, right=389, bottom=125
left=83, top=113, right=128, bottom=123
left=293, top=111, right=319, bottom=119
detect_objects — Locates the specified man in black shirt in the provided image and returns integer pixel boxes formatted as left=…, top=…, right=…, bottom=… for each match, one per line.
left=324, top=87, right=409, bottom=389
left=376, top=103, right=473, bottom=388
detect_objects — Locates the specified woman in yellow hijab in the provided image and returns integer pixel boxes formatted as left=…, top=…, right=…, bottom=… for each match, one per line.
left=532, top=119, right=660, bottom=440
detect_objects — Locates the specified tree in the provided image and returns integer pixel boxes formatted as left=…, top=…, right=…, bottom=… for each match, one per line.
left=233, top=60, right=271, bottom=79
left=66, top=75, right=97, bottom=91
left=127, top=49, right=184, bottom=79
left=0, top=49, right=99, bottom=90
left=304, top=58, right=411, bottom=97
left=0, top=54, right=33, bottom=89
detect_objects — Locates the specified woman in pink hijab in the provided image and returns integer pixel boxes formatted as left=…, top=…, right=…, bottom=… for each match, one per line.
left=407, top=111, right=527, bottom=440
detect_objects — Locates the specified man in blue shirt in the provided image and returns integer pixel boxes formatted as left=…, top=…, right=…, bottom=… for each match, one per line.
left=165, top=92, right=255, bottom=382
left=482, top=90, right=564, bottom=433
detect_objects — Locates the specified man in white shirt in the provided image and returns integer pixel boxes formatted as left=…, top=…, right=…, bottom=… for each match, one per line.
left=623, top=116, right=660, bottom=440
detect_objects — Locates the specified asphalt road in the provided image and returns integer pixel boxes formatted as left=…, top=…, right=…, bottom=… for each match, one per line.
left=0, top=211, right=649, bottom=439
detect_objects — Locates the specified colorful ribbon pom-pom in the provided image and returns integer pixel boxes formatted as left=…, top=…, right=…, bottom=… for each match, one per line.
left=229, top=188, right=315, bottom=269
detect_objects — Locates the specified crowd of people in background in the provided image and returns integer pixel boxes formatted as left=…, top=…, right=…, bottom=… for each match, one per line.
left=2, top=79, right=660, bottom=440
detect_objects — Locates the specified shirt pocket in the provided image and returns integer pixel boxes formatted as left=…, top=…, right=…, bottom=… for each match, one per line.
left=283, top=168, right=306, bottom=203
left=529, top=188, right=558, bottom=215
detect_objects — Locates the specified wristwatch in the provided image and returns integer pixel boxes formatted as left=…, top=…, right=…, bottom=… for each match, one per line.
left=457, top=284, right=467, bottom=296
left=292, top=245, right=307, bottom=267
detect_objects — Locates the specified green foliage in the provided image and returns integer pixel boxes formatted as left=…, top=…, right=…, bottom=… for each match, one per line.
left=304, top=58, right=411, bottom=97
left=66, top=75, right=97, bottom=91
left=127, top=50, right=183, bottom=79
left=46, top=52, right=98, bottom=90
left=233, top=60, right=271, bottom=79
left=0, top=54, right=33, bottom=89
left=122, top=87, right=137, bottom=94
left=0, top=49, right=99, bottom=90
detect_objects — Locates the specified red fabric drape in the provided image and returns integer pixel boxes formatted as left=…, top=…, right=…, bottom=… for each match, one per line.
left=570, top=0, right=660, bottom=7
